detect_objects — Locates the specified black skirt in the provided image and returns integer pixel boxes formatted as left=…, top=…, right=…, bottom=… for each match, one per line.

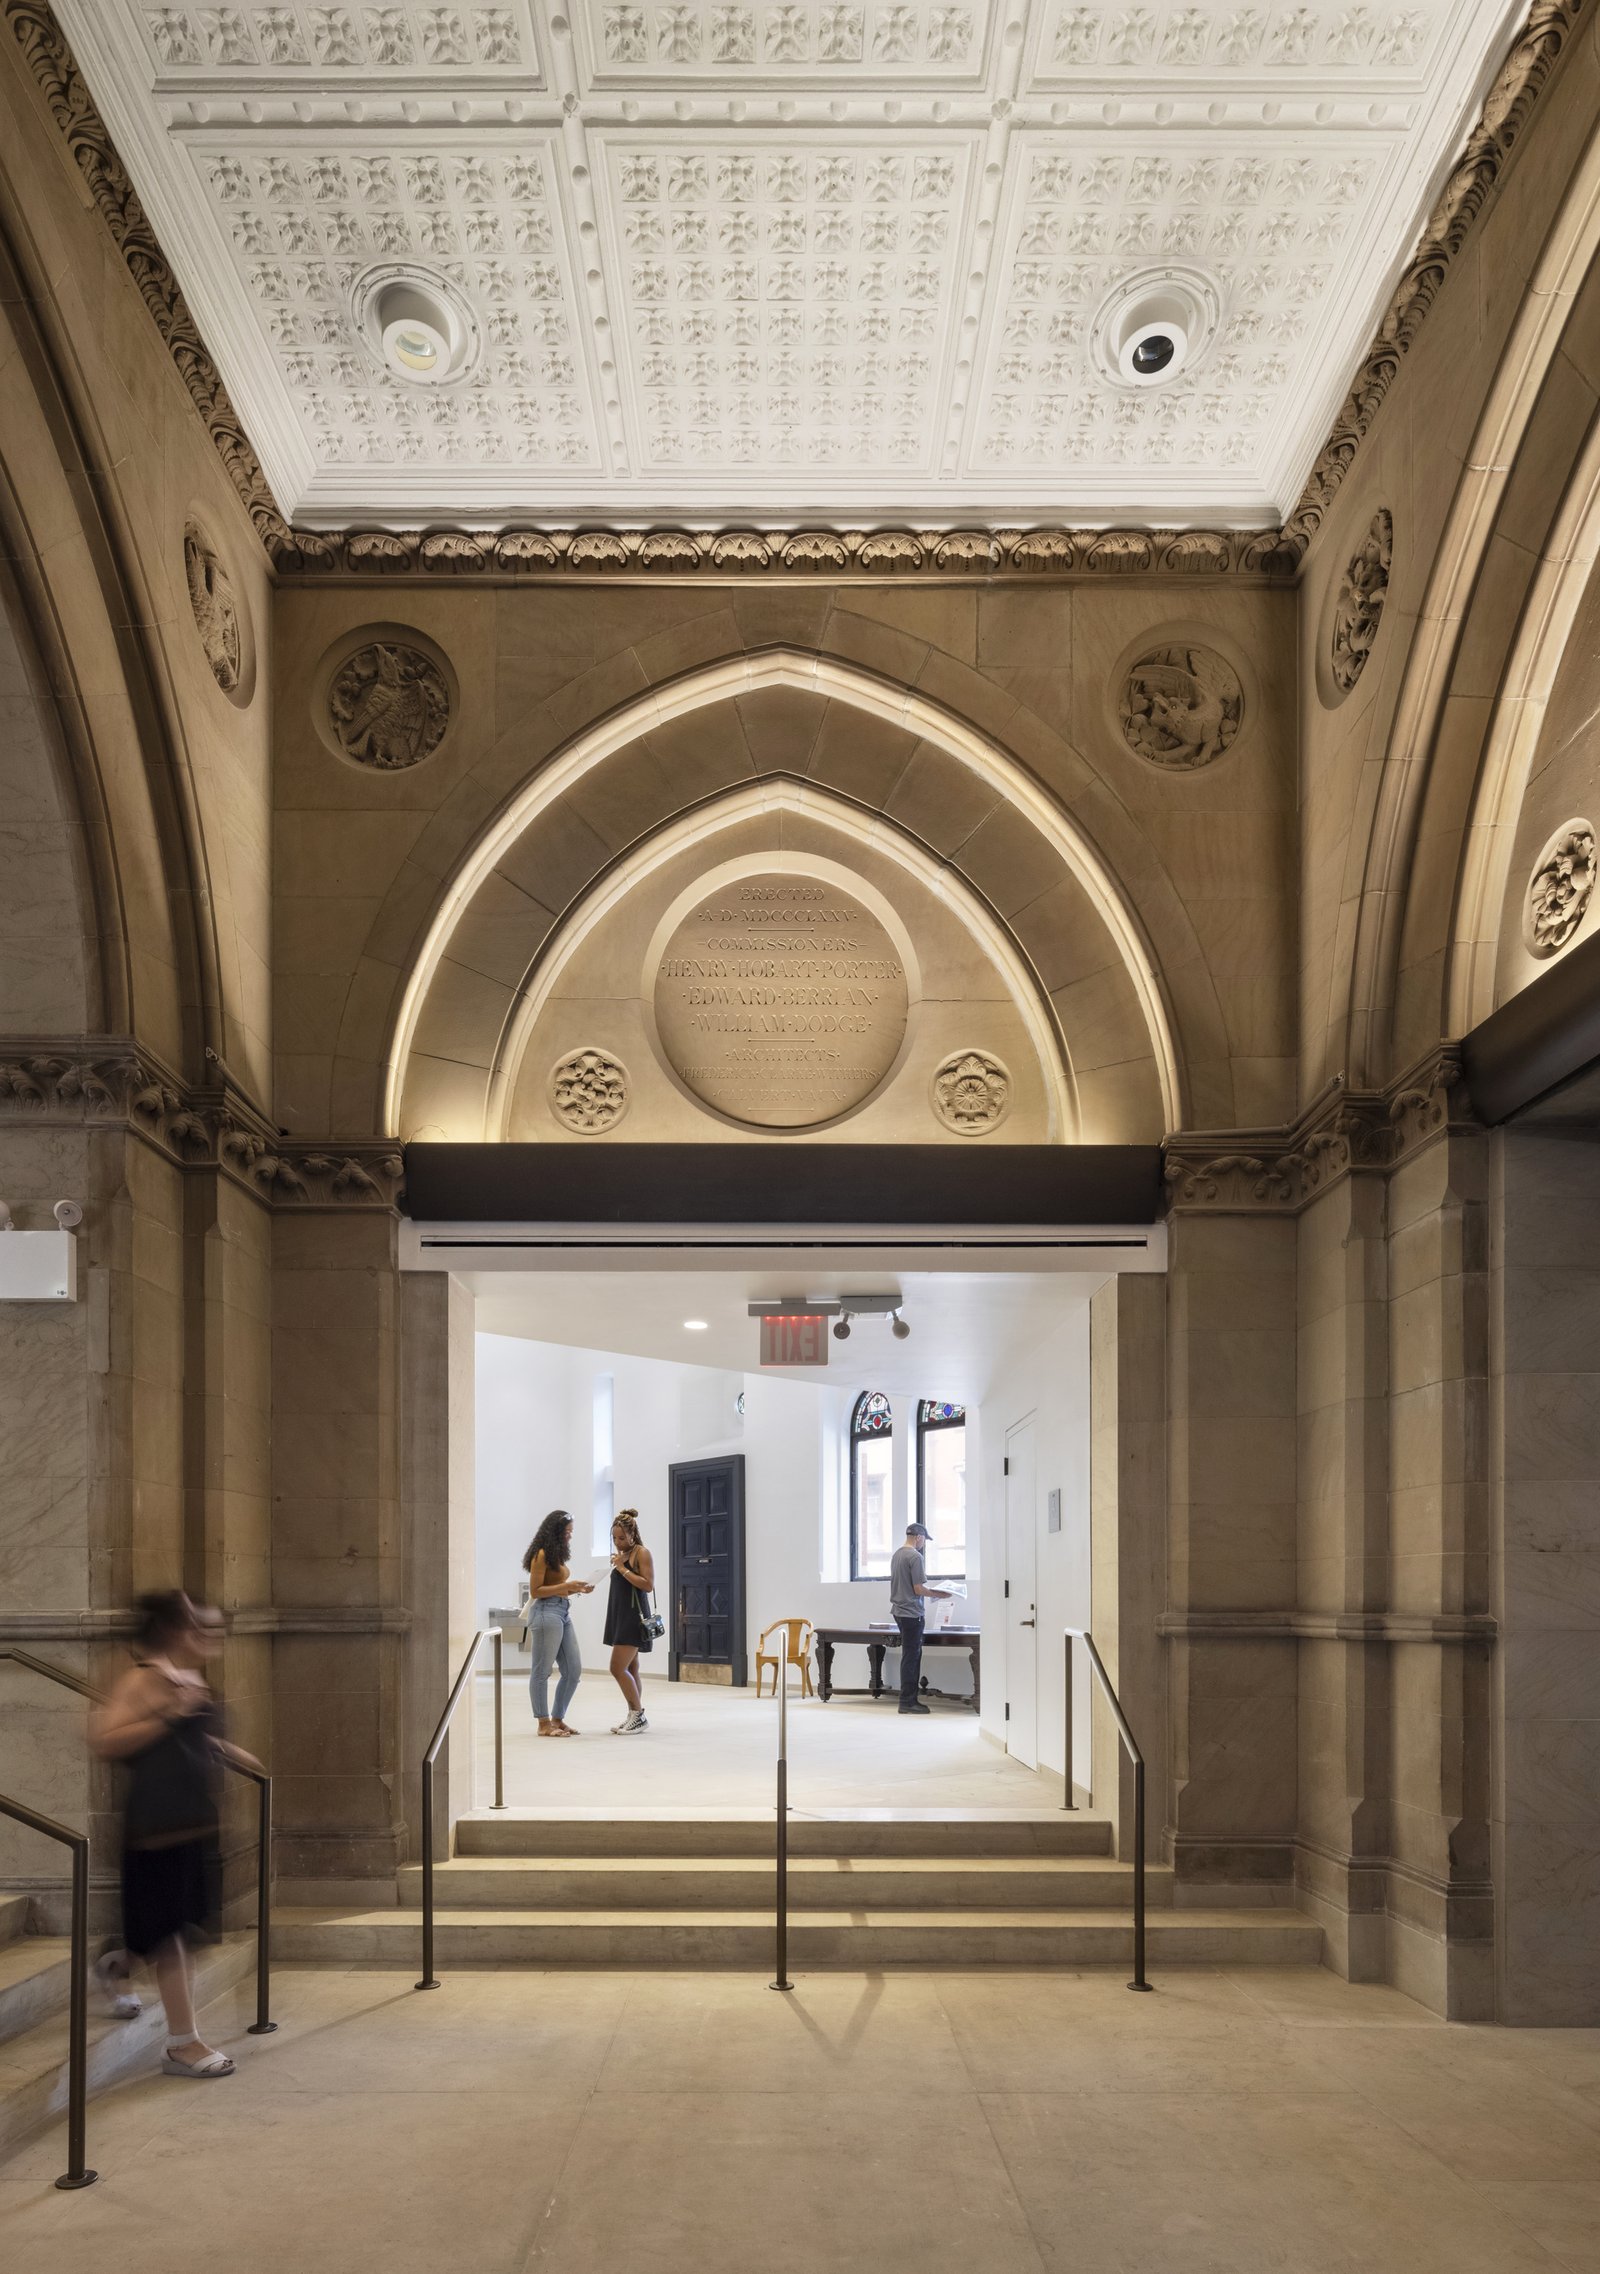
left=603, top=1566, right=652, bottom=1651
left=121, top=1835, right=221, bottom=1957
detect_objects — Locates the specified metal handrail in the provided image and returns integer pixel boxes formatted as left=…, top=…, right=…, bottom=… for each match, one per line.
left=769, top=1639, right=792, bottom=1994
left=1061, top=1627, right=1153, bottom=1993
left=0, top=1791, right=95, bottom=2188
left=0, top=1645, right=277, bottom=2034
left=414, top=1626, right=505, bottom=1991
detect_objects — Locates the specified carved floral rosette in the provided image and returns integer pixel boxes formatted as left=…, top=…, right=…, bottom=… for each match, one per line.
left=1329, top=509, right=1394, bottom=696
left=1119, top=643, right=1243, bottom=770
left=327, top=641, right=450, bottom=770
left=182, top=521, right=242, bottom=694
left=1523, top=818, right=1597, bottom=957
left=930, top=1050, right=1010, bottom=1136
left=549, top=1048, right=629, bottom=1134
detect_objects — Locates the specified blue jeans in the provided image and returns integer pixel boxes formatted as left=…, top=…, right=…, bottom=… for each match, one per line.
left=528, top=1599, right=581, bottom=1723
left=895, top=1613, right=924, bottom=1707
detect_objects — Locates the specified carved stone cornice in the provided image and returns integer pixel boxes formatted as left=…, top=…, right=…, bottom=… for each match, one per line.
left=0, top=1037, right=403, bottom=1210
left=6, top=0, right=1583, bottom=582
left=267, top=523, right=1297, bottom=582
left=1282, top=0, right=1587, bottom=556
left=1164, top=1045, right=1470, bottom=1214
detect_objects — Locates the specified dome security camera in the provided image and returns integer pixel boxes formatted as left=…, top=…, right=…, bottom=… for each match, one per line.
left=54, top=1200, right=83, bottom=1230
left=832, top=1317, right=852, bottom=1341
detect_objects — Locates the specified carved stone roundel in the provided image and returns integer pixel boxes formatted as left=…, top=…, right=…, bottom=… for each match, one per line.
left=931, top=1050, right=1011, bottom=1136
left=183, top=521, right=241, bottom=694
left=654, top=871, right=909, bottom=1129
left=328, top=641, right=450, bottom=770
left=1120, top=643, right=1243, bottom=770
left=549, top=1049, right=629, bottom=1134
left=1523, top=820, right=1597, bottom=959
left=1330, top=508, right=1393, bottom=696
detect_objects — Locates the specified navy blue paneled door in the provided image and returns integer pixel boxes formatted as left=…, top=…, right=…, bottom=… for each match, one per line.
left=668, top=1456, right=747, bottom=1688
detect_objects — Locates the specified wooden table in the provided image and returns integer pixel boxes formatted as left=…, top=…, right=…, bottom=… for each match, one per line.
left=814, top=1625, right=981, bottom=1713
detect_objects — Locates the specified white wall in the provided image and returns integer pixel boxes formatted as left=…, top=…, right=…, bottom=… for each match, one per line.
left=975, top=1304, right=1092, bottom=1785
left=475, top=1333, right=984, bottom=1693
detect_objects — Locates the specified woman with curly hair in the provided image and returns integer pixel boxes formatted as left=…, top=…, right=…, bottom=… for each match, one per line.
left=522, top=1510, right=593, bottom=1736
left=602, top=1509, right=655, bottom=1735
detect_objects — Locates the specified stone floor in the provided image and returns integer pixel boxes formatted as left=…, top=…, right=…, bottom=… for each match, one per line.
left=473, top=1668, right=1070, bottom=1814
left=6, top=1963, right=1600, bottom=2271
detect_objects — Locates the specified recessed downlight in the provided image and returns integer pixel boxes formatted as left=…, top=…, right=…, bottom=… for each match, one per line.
left=683, top=1319, right=709, bottom=1331
left=352, top=264, right=479, bottom=387
left=1091, top=266, right=1221, bottom=391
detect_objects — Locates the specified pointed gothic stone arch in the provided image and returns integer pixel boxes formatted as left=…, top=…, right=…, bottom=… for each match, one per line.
left=382, top=650, right=1185, bottom=1145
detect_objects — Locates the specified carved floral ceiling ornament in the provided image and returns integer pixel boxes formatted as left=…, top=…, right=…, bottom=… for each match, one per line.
left=327, top=640, right=450, bottom=768
left=1119, top=642, right=1243, bottom=769
left=1329, top=507, right=1393, bottom=697
left=182, top=520, right=242, bottom=693
left=3, top=1, right=1590, bottom=568
left=1523, top=818, right=1597, bottom=957
left=549, top=1048, right=630, bottom=1133
left=931, top=1049, right=1010, bottom=1135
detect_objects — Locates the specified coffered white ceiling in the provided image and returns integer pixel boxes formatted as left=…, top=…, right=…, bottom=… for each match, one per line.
left=53, top=0, right=1526, bottom=526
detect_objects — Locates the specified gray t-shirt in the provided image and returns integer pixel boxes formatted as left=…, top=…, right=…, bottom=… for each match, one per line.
left=889, top=1541, right=926, bottom=1622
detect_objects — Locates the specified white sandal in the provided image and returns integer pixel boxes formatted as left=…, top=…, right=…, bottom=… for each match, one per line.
left=161, top=2045, right=235, bottom=2078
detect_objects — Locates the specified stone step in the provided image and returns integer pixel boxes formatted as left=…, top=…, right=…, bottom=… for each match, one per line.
left=398, top=1854, right=1174, bottom=1912
left=0, top=1935, right=71, bottom=2050
left=273, top=1904, right=1323, bottom=1970
left=0, top=1893, right=31, bottom=1948
left=454, top=1811, right=1113, bottom=1860
left=0, top=1936, right=257, bottom=2169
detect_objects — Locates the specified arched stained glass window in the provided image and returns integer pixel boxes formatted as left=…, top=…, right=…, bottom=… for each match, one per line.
left=849, top=1391, right=895, bottom=1579
left=917, top=1400, right=968, bottom=1580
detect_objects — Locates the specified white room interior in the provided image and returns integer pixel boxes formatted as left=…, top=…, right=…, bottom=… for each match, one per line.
left=457, top=1257, right=1129, bottom=1804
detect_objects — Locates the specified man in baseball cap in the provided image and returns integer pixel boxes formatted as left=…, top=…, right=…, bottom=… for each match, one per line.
left=888, top=1521, right=951, bottom=1715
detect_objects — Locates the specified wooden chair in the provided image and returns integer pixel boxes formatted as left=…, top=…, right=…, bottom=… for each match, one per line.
left=755, top=1618, right=815, bottom=1699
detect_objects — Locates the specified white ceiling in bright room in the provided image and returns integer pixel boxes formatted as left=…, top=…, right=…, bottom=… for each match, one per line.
left=470, top=1266, right=1103, bottom=1398
left=56, top=0, right=1524, bottom=526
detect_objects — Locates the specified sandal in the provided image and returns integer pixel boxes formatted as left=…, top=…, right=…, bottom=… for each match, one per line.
left=162, top=2045, right=235, bottom=2078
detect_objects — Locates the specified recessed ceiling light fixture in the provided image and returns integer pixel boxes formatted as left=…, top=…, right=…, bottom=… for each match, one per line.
left=683, top=1319, right=709, bottom=1331
left=352, top=264, right=480, bottom=387
left=1091, top=265, right=1221, bottom=390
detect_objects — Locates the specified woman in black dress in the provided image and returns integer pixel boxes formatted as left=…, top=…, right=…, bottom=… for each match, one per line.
left=603, top=1510, right=655, bottom=1735
left=90, top=1592, right=262, bottom=2078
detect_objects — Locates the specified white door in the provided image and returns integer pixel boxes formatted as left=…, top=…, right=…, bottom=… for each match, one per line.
left=1004, top=1417, right=1038, bottom=1767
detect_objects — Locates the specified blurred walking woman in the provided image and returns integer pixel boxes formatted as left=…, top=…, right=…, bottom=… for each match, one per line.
left=603, top=1509, right=655, bottom=1735
left=89, top=1591, right=262, bottom=2079
left=523, top=1510, right=593, bottom=1736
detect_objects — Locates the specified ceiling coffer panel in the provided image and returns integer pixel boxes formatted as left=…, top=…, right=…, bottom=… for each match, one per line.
left=53, top=0, right=1530, bottom=526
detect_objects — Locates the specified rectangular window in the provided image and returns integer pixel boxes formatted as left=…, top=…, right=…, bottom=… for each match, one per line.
left=917, top=1402, right=967, bottom=1580
left=852, top=1431, right=896, bottom=1578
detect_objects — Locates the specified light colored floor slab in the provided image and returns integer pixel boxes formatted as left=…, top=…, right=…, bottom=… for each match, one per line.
left=468, top=1670, right=1067, bottom=1815
left=6, top=1965, right=1600, bottom=2274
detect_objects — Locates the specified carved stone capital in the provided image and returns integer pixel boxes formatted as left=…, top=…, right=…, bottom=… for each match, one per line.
left=1165, top=1047, right=1477, bottom=1213
left=0, top=1037, right=404, bottom=1209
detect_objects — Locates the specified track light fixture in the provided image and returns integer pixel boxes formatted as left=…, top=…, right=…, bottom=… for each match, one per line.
left=891, top=1312, right=910, bottom=1341
left=832, top=1317, right=852, bottom=1341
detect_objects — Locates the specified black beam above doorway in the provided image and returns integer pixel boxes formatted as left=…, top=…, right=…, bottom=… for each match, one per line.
left=402, top=1143, right=1165, bottom=1226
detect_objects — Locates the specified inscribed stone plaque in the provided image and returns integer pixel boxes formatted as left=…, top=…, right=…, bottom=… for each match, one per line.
left=654, top=871, right=909, bottom=1129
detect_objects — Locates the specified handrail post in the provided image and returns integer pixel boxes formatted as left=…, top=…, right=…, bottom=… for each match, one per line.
left=56, top=1836, right=96, bottom=2190
left=770, top=1650, right=791, bottom=1992
left=247, top=1773, right=276, bottom=2034
left=1129, top=1757, right=1151, bottom=1992
left=1062, top=1631, right=1077, bottom=1810
left=491, top=1627, right=506, bottom=1810
left=416, top=1755, right=438, bottom=1989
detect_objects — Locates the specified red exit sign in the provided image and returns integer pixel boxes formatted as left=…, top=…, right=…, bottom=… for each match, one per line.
left=759, top=1312, right=830, bottom=1367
